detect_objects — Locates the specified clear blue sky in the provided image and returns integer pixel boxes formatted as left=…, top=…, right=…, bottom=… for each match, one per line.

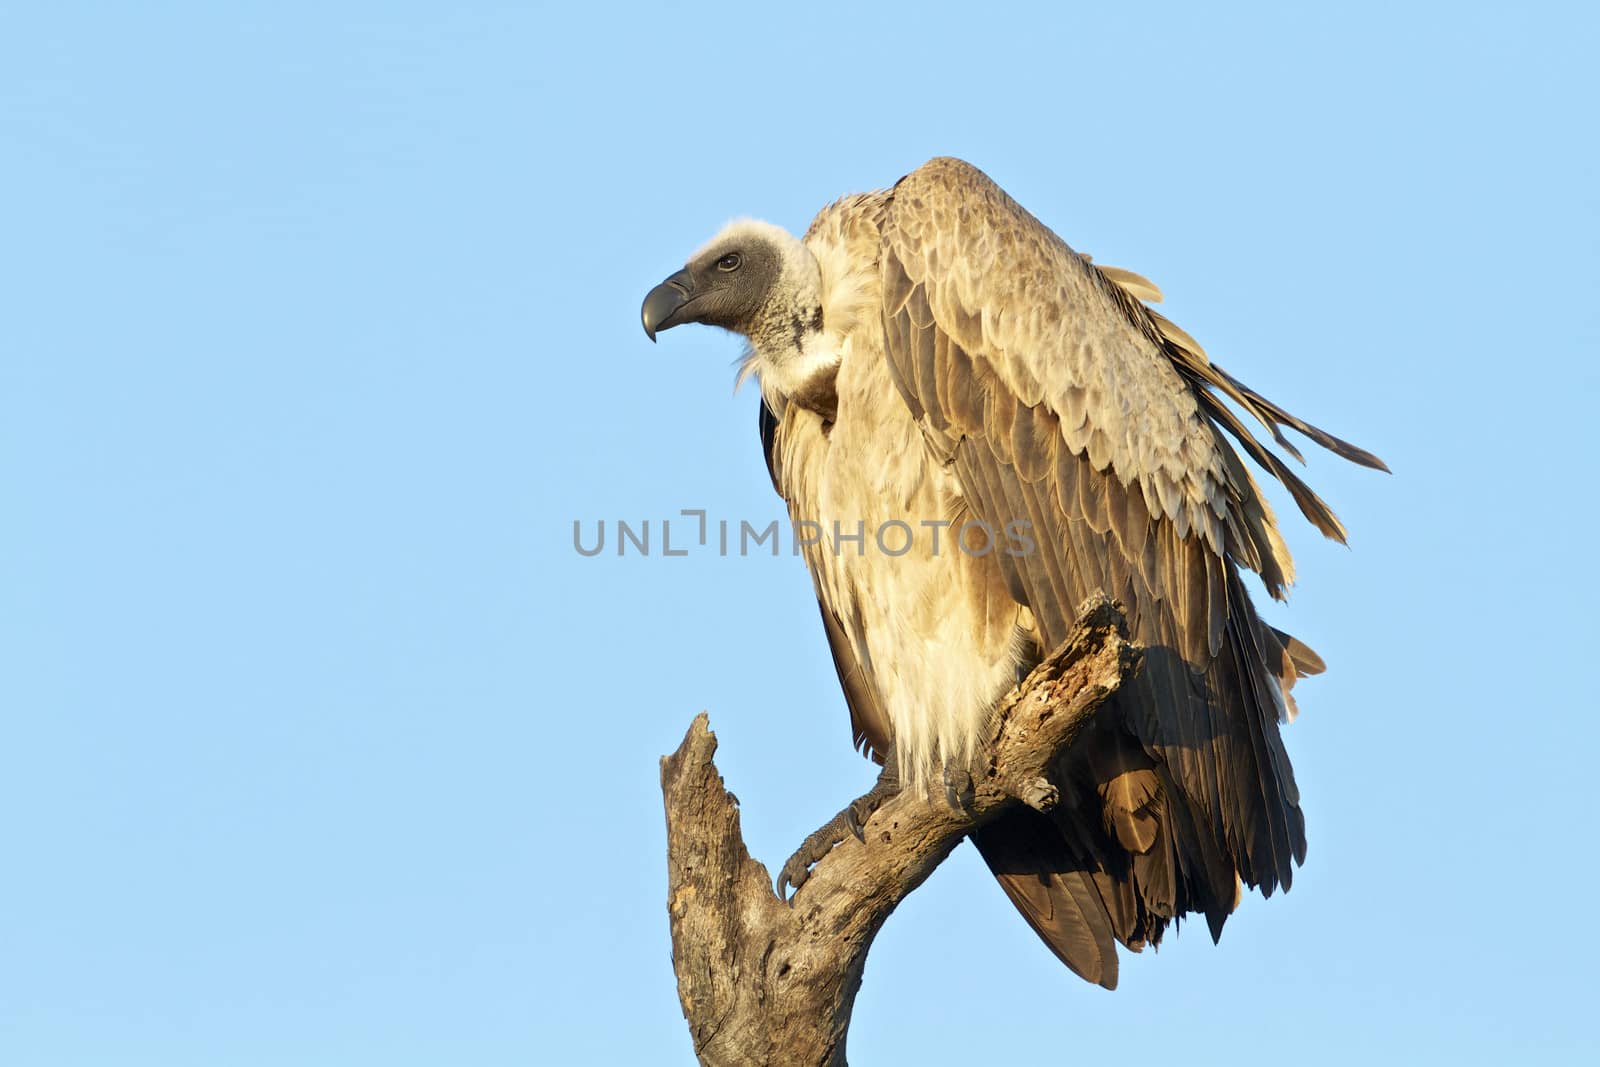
left=4, top=4, right=1597, bottom=1064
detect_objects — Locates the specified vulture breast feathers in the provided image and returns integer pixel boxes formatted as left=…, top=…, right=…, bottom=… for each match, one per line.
left=646, top=157, right=1385, bottom=990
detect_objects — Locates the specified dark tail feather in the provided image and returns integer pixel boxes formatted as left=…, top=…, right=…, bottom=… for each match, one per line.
left=971, top=813, right=1119, bottom=989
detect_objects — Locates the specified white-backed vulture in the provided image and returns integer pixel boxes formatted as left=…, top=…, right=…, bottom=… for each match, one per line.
left=641, top=158, right=1385, bottom=988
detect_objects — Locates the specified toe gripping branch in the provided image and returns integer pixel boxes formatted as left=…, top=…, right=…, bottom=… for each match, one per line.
left=776, top=756, right=900, bottom=900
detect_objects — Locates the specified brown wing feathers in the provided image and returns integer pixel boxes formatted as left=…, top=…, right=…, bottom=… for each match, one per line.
left=877, top=158, right=1381, bottom=985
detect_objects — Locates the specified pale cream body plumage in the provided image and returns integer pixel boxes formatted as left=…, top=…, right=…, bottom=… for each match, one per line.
left=644, top=158, right=1385, bottom=988
left=763, top=282, right=1022, bottom=790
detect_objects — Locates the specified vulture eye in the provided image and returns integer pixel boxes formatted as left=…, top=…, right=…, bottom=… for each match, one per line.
left=716, top=253, right=742, bottom=272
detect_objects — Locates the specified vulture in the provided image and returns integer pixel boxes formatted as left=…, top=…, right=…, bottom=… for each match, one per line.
left=641, top=158, right=1385, bottom=989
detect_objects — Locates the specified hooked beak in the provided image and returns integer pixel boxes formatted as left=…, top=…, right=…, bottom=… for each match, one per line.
left=641, top=268, right=695, bottom=342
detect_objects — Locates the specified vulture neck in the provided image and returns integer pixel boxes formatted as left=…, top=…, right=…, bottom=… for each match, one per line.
left=744, top=247, right=839, bottom=420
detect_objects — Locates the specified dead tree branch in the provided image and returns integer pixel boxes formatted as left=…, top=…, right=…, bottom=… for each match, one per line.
left=660, top=597, right=1139, bottom=1066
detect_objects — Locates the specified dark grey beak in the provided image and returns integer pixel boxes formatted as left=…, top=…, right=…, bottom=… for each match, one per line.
left=641, top=268, right=695, bottom=342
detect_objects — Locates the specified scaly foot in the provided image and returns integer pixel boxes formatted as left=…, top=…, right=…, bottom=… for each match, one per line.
left=775, top=759, right=900, bottom=900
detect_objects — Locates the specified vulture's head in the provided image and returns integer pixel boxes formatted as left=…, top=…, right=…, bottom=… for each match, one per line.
left=641, top=221, right=823, bottom=355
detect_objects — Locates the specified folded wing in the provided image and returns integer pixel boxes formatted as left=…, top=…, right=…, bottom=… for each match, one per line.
left=870, top=158, right=1382, bottom=986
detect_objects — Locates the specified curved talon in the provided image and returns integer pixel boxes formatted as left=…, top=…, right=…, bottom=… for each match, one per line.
left=844, top=794, right=879, bottom=841
left=775, top=771, right=902, bottom=901
left=776, top=853, right=813, bottom=902
left=776, top=817, right=849, bottom=901
left=775, top=861, right=810, bottom=902
left=844, top=809, right=865, bottom=842
left=943, top=766, right=976, bottom=814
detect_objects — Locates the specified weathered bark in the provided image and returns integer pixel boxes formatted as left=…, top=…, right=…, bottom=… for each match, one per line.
left=661, top=597, right=1139, bottom=1066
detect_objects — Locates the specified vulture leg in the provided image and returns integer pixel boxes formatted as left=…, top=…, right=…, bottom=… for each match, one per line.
left=776, top=754, right=901, bottom=900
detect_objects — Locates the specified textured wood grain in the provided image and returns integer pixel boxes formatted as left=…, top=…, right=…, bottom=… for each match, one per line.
left=661, top=597, right=1140, bottom=1066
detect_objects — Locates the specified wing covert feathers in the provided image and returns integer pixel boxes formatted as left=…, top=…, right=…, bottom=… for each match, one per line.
left=873, top=157, right=1382, bottom=979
